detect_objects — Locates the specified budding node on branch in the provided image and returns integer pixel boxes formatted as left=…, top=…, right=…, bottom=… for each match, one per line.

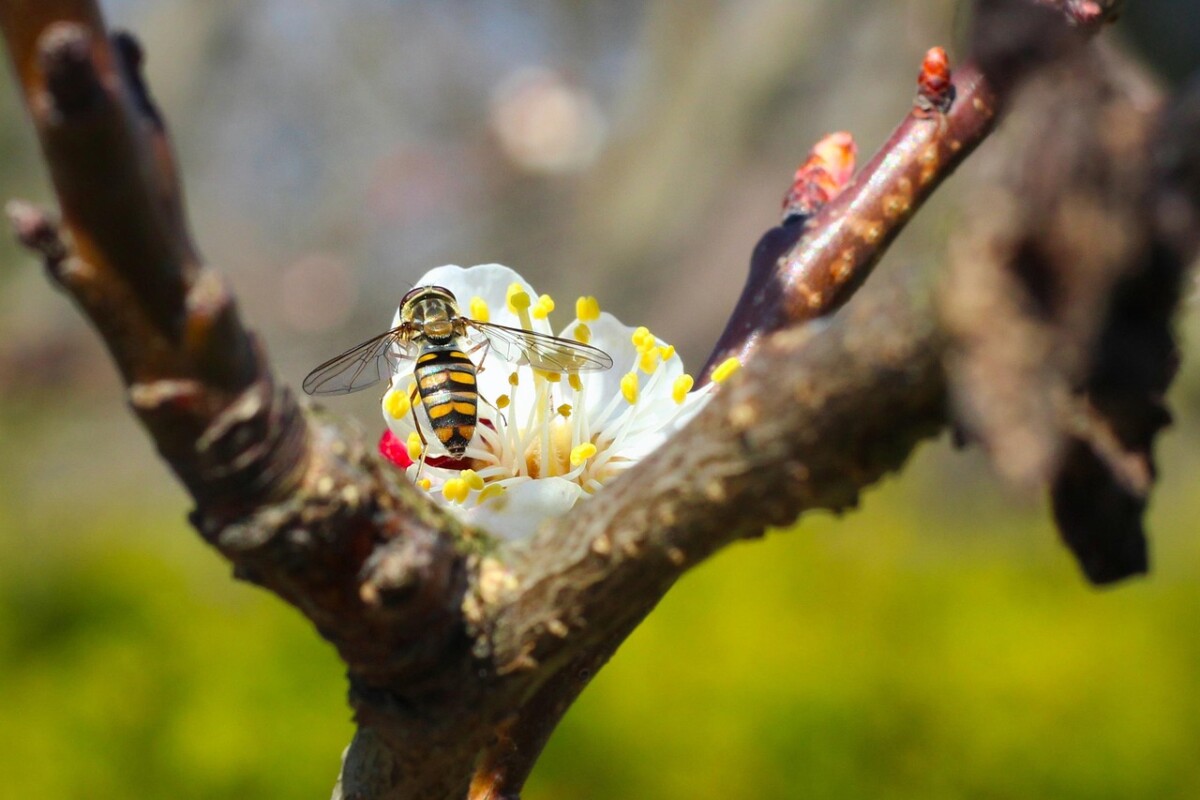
left=782, top=131, right=857, bottom=220
left=915, top=46, right=954, bottom=117
left=37, top=23, right=104, bottom=119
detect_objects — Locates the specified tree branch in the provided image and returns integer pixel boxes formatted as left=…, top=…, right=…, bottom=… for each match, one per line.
left=1, top=0, right=477, bottom=772
left=703, top=61, right=997, bottom=379
left=468, top=0, right=1175, bottom=793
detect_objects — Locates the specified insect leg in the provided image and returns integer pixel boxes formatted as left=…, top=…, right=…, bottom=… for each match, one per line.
left=465, top=338, right=492, bottom=374
left=408, top=383, right=430, bottom=482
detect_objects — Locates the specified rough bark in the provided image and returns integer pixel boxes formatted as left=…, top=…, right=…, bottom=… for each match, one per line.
left=4, top=1, right=1196, bottom=798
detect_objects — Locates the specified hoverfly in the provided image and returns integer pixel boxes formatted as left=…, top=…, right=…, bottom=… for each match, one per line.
left=302, top=286, right=614, bottom=458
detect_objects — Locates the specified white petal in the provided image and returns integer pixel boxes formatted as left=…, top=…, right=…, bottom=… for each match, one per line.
left=461, top=478, right=584, bottom=540
left=408, top=263, right=541, bottom=331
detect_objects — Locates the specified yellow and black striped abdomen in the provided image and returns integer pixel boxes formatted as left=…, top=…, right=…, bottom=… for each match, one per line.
left=414, top=346, right=478, bottom=456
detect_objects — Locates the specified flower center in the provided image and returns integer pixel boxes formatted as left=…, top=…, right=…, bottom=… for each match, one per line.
left=519, top=418, right=576, bottom=478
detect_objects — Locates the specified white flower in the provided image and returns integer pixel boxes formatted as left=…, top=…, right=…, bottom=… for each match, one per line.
left=379, top=264, right=740, bottom=540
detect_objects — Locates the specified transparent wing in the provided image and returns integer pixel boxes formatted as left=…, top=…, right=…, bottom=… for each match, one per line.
left=465, top=320, right=614, bottom=373
left=302, top=328, right=418, bottom=395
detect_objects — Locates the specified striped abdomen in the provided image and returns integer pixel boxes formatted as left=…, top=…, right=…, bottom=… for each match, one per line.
left=414, top=345, right=478, bottom=456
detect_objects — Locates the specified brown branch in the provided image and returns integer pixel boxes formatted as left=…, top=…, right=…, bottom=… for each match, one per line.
left=467, top=269, right=944, bottom=795
left=468, top=1, right=1155, bottom=794
left=702, top=0, right=1118, bottom=381
left=702, top=60, right=999, bottom=380
left=2, top=4, right=479, bottom=793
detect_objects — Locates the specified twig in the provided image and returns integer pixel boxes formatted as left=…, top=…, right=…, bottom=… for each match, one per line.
left=702, top=53, right=1000, bottom=379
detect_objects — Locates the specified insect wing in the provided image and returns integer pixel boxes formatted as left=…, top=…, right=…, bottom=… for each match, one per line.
left=302, top=328, right=417, bottom=395
left=466, top=320, right=613, bottom=373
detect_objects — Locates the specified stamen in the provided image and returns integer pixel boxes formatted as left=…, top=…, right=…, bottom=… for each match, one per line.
left=631, top=326, right=654, bottom=352
left=568, top=370, right=587, bottom=449
left=576, top=296, right=601, bottom=322
left=672, top=374, right=694, bottom=404
left=475, top=464, right=508, bottom=480
left=557, top=403, right=572, bottom=418
left=417, top=478, right=432, bottom=491
left=507, top=370, right=523, bottom=476
left=478, top=483, right=506, bottom=504
left=496, top=394, right=511, bottom=409
left=442, top=479, right=469, bottom=504
left=621, top=372, right=639, bottom=404
left=711, top=357, right=742, bottom=383
left=465, top=441, right=501, bottom=466
left=460, top=469, right=485, bottom=491
left=531, top=293, right=556, bottom=320
left=592, top=376, right=628, bottom=430
left=506, top=282, right=535, bottom=331
left=570, top=442, right=597, bottom=467
left=638, top=348, right=660, bottom=374
left=506, top=283, right=531, bottom=313
left=470, top=428, right=504, bottom=465
left=384, top=387, right=411, bottom=419
left=535, top=369, right=562, bottom=383
left=536, top=378, right=553, bottom=476
left=469, top=296, right=490, bottom=322
left=406, top=432, right=424, bottom=459
left=573, top=323, right=591, bottom=344
left=659, top=344, right=676, bottom=361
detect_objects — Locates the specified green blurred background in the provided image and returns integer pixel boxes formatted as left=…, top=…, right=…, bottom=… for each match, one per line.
left=2, top=1, right=1200, bottom=798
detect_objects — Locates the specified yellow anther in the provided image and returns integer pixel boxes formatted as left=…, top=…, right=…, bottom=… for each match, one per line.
left=442, top=479, right=470, bottom=504
left=406, top=432, right=424, bottom=460
left=460, top=469, right=485, bottom=492
left=496, top=394, right=510, bottom=409
left=508, top=371, right=520, bottom=387
left=384, top=388, right=411, bottom=419
left=535, top=369, right=562, bottom=383
left=506, top=283, right=531, bottom=313
left=568, top=373, right=583, bottom=392
left=531, top=294, right=556, bottom=320
left=478, top=483, right=506, bottom=504
left=469, top=296, right=490, bottom=323
left=711, top=357, right=741, bottom=383
left=621, top=372, right=639, bottom=404
left=659, top=344, right=676, bottom=361
left=576, top=296, right=601, bottom=322
left=570, top=442, right=598, bottom=467
left=417, top=478, right=432, bottom=491
left=672, top=374, right=694, bottom=404
left=631, top=326, right=654, bottom=352
left=573, top=323, right=591, bottom=344
left=557, top=403, right=573, bottom=418
left=638, top=348, right=660, bottom=374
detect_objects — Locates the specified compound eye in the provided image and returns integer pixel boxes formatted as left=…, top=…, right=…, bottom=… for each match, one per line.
left=400, top=286, right=425, bottom=306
